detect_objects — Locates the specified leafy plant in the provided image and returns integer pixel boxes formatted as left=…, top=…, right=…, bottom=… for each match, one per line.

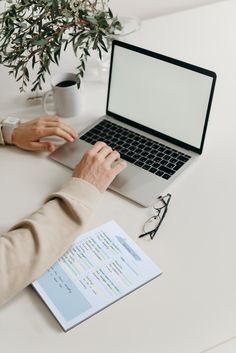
left=0, top=0, right=121, bottom=92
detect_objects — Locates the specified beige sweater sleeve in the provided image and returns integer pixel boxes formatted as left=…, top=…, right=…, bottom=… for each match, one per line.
left=0, top=177, right=102, bottom=306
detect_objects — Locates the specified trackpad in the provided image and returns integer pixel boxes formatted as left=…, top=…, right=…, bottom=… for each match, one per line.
left=50, top=140, right=91, bottom=169
left=110, top=164, right=165, bottom=206
left=50, top=139, right=166, bottom=206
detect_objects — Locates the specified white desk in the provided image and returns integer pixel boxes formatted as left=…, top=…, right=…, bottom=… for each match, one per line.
left=1, top=1, right=236, bottom=353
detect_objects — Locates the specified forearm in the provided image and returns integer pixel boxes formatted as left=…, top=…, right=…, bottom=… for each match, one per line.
left=0, top=178, right=102, bottom=306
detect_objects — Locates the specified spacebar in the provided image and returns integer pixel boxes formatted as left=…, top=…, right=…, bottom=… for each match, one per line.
left=120, top=153, right=135, bottom=164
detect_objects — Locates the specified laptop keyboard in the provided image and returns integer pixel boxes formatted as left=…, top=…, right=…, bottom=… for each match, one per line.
left=80, top=120, right=191, bottom=180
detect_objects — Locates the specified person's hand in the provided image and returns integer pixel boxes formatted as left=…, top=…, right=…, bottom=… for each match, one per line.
left=12, top=116, right=78, bottom=152
left=73, top=141, right=127, bottom=192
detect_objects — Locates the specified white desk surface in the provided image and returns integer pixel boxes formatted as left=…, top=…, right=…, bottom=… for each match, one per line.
left=1, top=1, right=236, bottom=353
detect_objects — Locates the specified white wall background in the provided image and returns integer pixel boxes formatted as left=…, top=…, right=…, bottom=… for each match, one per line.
left=109, top=0, right=227, bottom=19
left=0, top=1, right=227, bottom=19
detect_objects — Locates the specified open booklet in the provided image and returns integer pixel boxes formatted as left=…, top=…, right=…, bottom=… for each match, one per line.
left=32, top=220, right=162, bottom=331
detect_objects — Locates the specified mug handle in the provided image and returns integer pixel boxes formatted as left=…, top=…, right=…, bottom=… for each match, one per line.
left=42, top=90, right=56, bottom=116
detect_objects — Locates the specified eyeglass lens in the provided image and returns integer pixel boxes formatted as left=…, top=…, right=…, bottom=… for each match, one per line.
left=139, top=193, right=171, bottom=239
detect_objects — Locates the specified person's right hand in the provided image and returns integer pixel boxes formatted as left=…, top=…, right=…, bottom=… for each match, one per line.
left=73, top=141, right=127, bottom=192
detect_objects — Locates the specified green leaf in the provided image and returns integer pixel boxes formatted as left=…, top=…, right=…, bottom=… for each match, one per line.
left=0, top=0, right=121, bottom=92
left=35, top=39, right=48, bottom=46
left=108, top=8, right=113, bottom=18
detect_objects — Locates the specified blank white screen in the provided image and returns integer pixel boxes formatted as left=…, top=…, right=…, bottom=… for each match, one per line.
left=108, top=46, right=213, bottom=149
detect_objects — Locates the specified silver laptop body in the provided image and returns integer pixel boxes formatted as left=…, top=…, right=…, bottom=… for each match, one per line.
left=50, top=40, right=216, bottom=207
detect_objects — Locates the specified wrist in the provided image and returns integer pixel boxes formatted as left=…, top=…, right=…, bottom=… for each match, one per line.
left=2, top=117, right=21, bottom=144
left=11, top=127, right=18, bottom=146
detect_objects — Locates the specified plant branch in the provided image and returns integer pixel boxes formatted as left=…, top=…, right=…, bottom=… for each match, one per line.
left=0, top=0, right=122, bottom=91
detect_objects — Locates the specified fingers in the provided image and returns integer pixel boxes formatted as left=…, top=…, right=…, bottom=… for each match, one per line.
left=47, top=143, right=56, bottom=153
left=27, top=141, right=56, bottom=152
left=43, top=120, right=78, bottom=139
left=105, top=149, right=120, bottom=164
left=90, top=142, right=123, bottom=166
left=98, top=145, right=113, bottom=159
left=112, top=160, right=127, bottom=175
left=24, top=116, right=78, bottom=141
left=74, top=141, right=127, bottom=192
left=38, top=127, right=75, bottom=142
left=90, top=141, right=107, bottom=153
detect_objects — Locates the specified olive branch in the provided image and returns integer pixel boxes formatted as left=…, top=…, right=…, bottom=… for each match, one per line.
left=0, top=0, right=122, bottom=92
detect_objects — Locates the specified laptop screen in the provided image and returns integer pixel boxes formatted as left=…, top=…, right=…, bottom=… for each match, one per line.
left=107, top=41, right=216, bottom=153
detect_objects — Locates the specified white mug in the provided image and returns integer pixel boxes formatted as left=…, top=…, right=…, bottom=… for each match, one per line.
left=42, top=73, right=80, bottom=117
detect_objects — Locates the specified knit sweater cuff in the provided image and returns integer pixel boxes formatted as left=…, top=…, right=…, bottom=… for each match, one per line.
left=46, top=177, right=103, bottom=218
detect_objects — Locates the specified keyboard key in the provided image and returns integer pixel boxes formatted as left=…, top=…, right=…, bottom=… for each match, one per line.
left=142, top=164, right=151, bottom=170
left=149, top=167, right=157, bottom=174
left=135, top=148, right=142, bottom=154
left=154, top=156, right=162, bottom=162
left=128, top=133, right=136, bottom=139
left=120, top=154, right=135, bottom=164
left=153, top=162, right=160, bottom=168
left=85, top=137, right=93, bottom=143
left=171, top=152, right=179, bottom=158
left=170, top=157, right=178, bottom=164
left=164, top=148, right=172, bottom=155
left=159, top=165, right=175, bottom=175
left=140, top=138, right=147, bottom=144
left=155, top=170, right=164, bottom=177
left=146, top=159, right=154, bottom=166
left=146, top=141, right=153, bottom=147
left=176, top=161, right=184, bottom=168
left=162, top=154, right=171, bottom=161
left=134, top=161, right=144, bottom=167
left=149, top=148, right=157, bottom=155
left=121, top=148, right=129, bottom=154
left=157, top=152, right=164, bottom=158
left=173, top=164, right=181, bottom=171
left=133, top=153, right=141, bottom=160
left=160, top=159, right=168, bottom=166
left=178, top=155, right=190, bottom=162
left=162, top=173, right=171, bottom=180
left=166, top=162, right=175, bottom=169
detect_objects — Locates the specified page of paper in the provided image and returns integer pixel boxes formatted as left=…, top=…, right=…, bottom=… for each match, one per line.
left=33, top=220, right=161, bottom=331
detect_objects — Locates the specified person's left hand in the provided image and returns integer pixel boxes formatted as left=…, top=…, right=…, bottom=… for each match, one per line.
left=12, top=116, right=78, bottom=152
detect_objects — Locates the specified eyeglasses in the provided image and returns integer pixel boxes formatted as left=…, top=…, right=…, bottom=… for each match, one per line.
left=139, top=193, right=172, bottom=240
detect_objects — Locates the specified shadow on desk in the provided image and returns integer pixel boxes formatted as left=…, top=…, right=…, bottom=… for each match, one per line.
left=27, top=286, right=62, bottom=333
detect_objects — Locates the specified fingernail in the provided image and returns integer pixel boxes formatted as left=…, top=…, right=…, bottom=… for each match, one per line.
left=48, top=144, right=55, bottom=152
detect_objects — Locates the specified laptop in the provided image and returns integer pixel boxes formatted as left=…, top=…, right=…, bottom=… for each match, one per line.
left=50, top=40, right=216, bottom=207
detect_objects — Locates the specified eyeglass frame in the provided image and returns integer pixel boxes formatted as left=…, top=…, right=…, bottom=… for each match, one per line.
left=139, top=193, right=172, bottom=240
